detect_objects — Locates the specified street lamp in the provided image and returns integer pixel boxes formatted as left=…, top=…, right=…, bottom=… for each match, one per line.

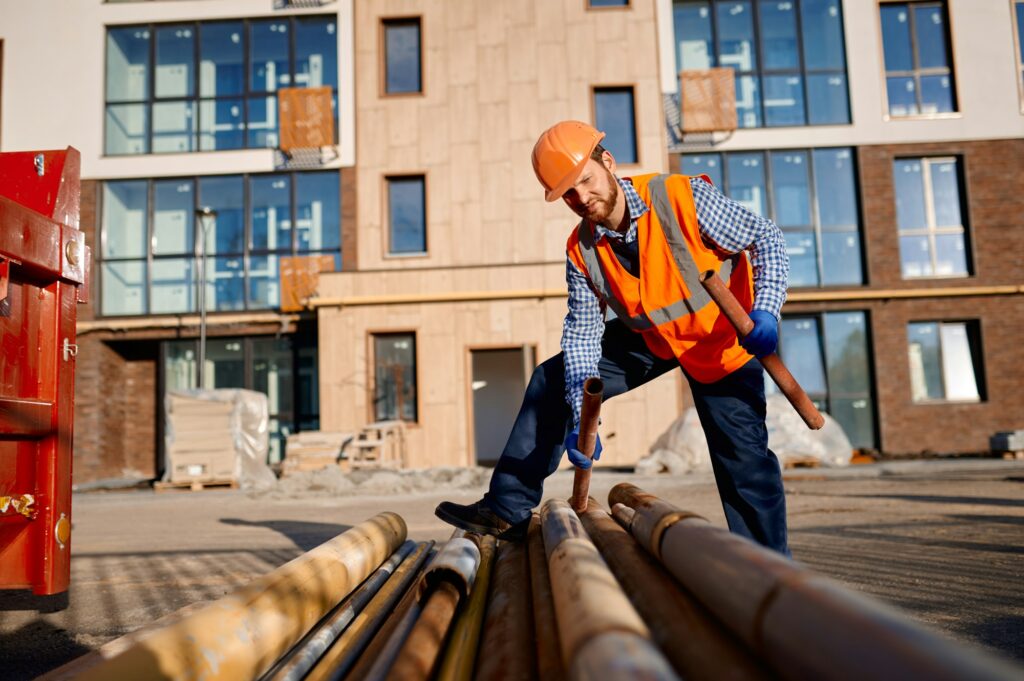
left=195, top=206, right=217, bottom=390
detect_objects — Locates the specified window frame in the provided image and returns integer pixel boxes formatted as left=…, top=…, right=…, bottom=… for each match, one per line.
left=592, top=85, right=641, bottom=167
left=681, top=146, right=866, bottom=289
left=368, top=330, right=420, bottom=425
left=380, top=16, right=424, bottom=97
left=877, top=0, right=961, bottom=120
left=383, top=173, right=429, bottom=258
left=103, top=15, right=340, bottom=156
left=97, top=169, right=342, bottom=317
left=673, top=0, right=852, bottom=128
left=906, top=319, right=986, bottom=404
left=892, top=155, right=972, bottom=280
left=1013, top=0, right=1024, bottom=113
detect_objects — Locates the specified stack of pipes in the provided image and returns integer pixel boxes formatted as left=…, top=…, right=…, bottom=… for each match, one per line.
left=53, top=492, right=1022, bottom=681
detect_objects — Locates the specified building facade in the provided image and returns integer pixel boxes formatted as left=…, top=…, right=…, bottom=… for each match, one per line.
left=0, top=0, right=1021, bottom=482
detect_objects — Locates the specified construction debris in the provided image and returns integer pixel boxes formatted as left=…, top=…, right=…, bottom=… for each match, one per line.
left=46, top=487, right=1022, bottom=681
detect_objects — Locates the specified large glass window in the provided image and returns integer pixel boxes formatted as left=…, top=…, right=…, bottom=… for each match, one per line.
left=99, top=171, right=341, bottom=316
left=893, top=157, right=969, bottom=278
left=594, top=87, right=638, bottom=164
left=383, top=18, right=422, bottom=95
left=775, top=312, right=876, bottom=448
left=673, top=0, right=850, bottom=127
left=163, top=329, right=319, bottom=463
left=682, top=147, right=863, bottom=288
left=387, top=175, right=427, bottom=255
left=105, top=16, right=338, bottom=155
left=907, top=321, right=983, bottom=402
left=880, top=2, right=956, bottom=116
left=373, top=333, right=418, bottom=423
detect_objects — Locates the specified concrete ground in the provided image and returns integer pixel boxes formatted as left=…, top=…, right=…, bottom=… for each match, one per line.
left=2, top=459, right=1022, bottom=679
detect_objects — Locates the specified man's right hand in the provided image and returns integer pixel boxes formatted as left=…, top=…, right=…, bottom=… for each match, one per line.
left=564, top=427, right=602, bottom=470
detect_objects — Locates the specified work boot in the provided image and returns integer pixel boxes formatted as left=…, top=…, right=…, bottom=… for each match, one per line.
left=434, top=499, right=529, bottom=540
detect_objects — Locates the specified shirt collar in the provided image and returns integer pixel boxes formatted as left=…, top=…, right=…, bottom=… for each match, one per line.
left=592, top=176, right=648, bottom=242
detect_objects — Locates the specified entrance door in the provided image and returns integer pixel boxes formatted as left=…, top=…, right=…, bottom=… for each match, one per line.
left=471, top=347, right=534, bottom=465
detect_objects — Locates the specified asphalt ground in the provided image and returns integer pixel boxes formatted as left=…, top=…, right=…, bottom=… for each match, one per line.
left=1, top=459, right=1022, bottom=679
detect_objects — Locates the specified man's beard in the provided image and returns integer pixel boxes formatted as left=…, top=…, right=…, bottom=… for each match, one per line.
left=574, top=181, right=616, bottom=223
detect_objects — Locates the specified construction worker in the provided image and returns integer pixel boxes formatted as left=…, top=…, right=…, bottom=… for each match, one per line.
left=436, top=120, right=791, bottom=554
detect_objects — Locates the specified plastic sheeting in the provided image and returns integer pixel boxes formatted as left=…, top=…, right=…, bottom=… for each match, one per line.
left=637, top=394, right=853, bottom=475
left=163, top=389, right=277, bottom=491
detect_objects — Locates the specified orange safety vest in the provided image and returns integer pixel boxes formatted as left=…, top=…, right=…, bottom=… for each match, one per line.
left=566, top=173, right=755, bottom=383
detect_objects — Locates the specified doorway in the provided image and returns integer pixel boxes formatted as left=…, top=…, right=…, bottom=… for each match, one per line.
left=470, top=347, right=534, bottom=465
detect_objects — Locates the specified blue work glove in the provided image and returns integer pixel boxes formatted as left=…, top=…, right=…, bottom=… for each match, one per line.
left=741, top=310, right=779, bottom=358
left=564, top=426, right=602, bottom=470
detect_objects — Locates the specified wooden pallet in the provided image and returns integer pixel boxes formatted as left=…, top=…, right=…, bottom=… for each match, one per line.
left=153, top=479, right=239, bottom=493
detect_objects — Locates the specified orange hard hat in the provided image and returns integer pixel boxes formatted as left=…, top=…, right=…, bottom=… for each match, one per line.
left=531, top=121, right=606, bottom=202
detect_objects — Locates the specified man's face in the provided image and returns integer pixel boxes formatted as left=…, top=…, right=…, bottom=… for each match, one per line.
left=562, top=155, right=619, bottom=223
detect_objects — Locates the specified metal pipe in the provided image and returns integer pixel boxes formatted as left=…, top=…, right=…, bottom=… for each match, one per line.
left=385, top=538, right=482, bottom=681
left=608, top=483, right=706, bottom=559
left=266, top=540, right=418, bottom=681
left=699, top=269, right=824, bottom=430
left=616, top=485, right=1021, bottom=681
left=74, top=513, right=407, bottom=681
left=475, top=538, right=536, bottom=680
left=527, top=515, right=565, bottom=681
left=348, top=548, right=438, bottom=681
left=578, top=505, right=771, bottom=681
left=195, top=206, right=216, bottom=390
left=610, top=502, right=635, bottom=529
left=540, top=500, right=679, bottom=680
left=386, top=581, right=462, bottom=681
left=303, top=541, right=433, bottom=681
left=436, top=534, right=496, bottom=681
left=570, top=377, right=604, bottom=512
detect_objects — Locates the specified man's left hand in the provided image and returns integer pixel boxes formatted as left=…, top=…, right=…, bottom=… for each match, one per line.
left=741, top=310, right=779, bottom=358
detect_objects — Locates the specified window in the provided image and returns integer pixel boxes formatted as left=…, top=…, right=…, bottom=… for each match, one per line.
left=1014, top=0, right=1024, bottom=108
left=163, top=329, right=320, bottom=463
left=382, top=18, right=422, bottom=95
left=682, top=147, right=862, bottom=288
left=105, top=16, right=338, bottom=155
left=373, top=333, right=418, bottom=422
left=907, top=321, right=983, bottom=402
left=589, top=0, right=630, bottom=7
left=893, top=157, right=969, bottom=278
left=594, top=87, right=638, bottom=164
left=673, top=0, right=850, bottom=128
left=880, top=2, right=956, bottom=116
left=100, top=170, right=341, bottom=316
left=774, top=312, right=876, bottom=447
left=386, top=175, right=427, bottom=255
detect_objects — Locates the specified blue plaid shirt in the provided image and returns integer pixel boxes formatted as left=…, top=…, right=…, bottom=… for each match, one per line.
left=562, top=176, right=789, bottom=424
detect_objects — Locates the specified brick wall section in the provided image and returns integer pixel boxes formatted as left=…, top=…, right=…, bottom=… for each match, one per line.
left=783, top=138, right=1024, bottom=455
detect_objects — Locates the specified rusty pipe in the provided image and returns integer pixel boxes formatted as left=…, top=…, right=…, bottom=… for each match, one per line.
left=435, top=534, right=497, bottom=681
left=608, top=483, right=707, bottom=559
left=309, top=542, right=434, bottom=681
left=570, top=377, right=604, bottom=512
left=527, top=515, right=565, bottom=681
left=699, top=270, right=824, bottom=430
left=386, top=537, right=481, bottom=681
left=267, top=540, right=418, bottom=681
left=540, top=499, right=680, bottom=680
left=610, top=502, right=636, bottom=529
left=613, top=484, right=1021, bottom=681
left=579, top=504, right=771, bottom=681
left=475, top=538, right=536, bottom=680
left=74, top=512, right=407, bottom=681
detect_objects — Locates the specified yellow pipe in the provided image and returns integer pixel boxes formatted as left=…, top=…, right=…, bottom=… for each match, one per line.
left=74, top=512, right=407, bottom=681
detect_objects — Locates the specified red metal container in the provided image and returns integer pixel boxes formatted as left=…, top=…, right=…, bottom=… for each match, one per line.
left=0, top=147, right=88, bottom=596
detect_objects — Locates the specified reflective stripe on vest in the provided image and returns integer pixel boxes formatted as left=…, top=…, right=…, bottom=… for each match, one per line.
left=576, top=174, right=734, bottom=331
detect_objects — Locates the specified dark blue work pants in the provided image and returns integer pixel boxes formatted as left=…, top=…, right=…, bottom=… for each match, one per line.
left=482, top=319, right=789, bottom=555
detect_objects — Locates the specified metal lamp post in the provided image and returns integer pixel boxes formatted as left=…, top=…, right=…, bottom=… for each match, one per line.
left=195, top=206, right=217, bottom=390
